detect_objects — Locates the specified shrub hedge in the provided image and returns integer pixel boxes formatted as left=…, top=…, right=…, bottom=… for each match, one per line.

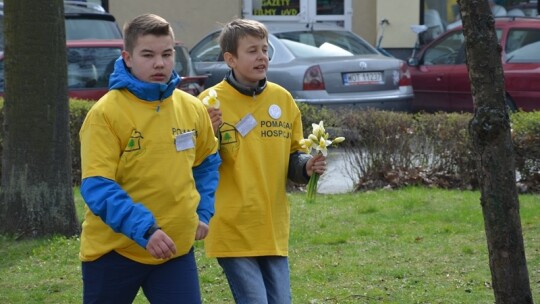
left=297, top=103, right=540, bottom=193
left=0, top=100, right=538, bottom=193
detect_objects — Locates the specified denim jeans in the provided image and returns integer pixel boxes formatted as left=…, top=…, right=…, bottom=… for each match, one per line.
left=217, top=256, right=291, bottom=304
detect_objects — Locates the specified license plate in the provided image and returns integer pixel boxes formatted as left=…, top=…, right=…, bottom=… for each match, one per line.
left=342, top=72, right=383, bottom=85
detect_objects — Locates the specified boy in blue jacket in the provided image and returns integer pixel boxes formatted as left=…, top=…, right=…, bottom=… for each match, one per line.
left=79, top=14, right=220, bottom=303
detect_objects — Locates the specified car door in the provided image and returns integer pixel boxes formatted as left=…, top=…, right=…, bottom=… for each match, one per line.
left=411, top=64, right=452, bottom=111
left=447, top=29, right=509, bottom=112
left=445, top=33, right=473, bottom=112
left=502, top=28, right=540, bottom=111
left=446, top=60, right=472, bottom=112
left=411, top=31, right=465, bottom=112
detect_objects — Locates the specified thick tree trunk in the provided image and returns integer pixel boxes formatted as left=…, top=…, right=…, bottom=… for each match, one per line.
left=458, top=0, right=532, bottom=303
left=0, top=0, right=80, bottom=237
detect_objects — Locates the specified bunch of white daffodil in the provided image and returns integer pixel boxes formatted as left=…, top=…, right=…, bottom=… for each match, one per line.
left=300, top=121, right=345, bottom=204
left=202, top=88, right=220, bottom=109
left=300, top=121, right=345, bottom=156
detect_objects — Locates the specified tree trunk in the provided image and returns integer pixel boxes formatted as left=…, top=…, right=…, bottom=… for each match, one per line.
left=458, top=0, right=532, bottom=303
left=0, top=0, right=80, bottom=238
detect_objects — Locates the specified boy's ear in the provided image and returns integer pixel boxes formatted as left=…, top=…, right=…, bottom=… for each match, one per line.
left=121, top=50, right=132, bottom=68
left=223, top=52, right=235, bottom=68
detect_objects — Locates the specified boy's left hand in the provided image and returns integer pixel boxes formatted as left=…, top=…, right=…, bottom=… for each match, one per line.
left=306, top=154, right=327, bottom=176
left=146, top=229, right=177, bottom=259
left=195, top=221, right=209, bottom=240
left=207, top=108, right=222, bottom=134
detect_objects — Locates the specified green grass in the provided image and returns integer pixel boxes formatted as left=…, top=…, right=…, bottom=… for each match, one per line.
left=0, top=187, right=539, bottom=303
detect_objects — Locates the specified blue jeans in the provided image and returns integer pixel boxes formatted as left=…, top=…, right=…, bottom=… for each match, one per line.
left=217, top=256, right=291, bottom=304
left=82, top=248, right=200, bottom=304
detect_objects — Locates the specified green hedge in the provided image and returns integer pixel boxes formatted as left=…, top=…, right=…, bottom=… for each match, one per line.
left=0, top=100, right=538, bottom=193
left=299, top=104, right=540, bottom=193
left=68, top=100, right=95, bottom=185
left=511, top=111, right=540, bottom=191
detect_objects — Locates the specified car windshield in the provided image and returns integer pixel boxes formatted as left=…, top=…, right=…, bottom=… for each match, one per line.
left=273, top=30, right=376, bottom=56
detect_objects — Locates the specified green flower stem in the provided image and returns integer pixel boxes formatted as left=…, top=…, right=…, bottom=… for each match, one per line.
left=306, top=172, right=320, bottom=204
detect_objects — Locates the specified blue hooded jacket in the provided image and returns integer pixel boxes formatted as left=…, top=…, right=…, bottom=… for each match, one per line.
left=80, top=57, right=221, bottom=249
left=108, top=57, right=179, bottom=101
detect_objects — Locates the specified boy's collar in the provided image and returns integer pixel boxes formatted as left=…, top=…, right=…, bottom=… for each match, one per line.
left=225, top=70, right=266, bottom=97
left=108, top=57, right=180, bottom=102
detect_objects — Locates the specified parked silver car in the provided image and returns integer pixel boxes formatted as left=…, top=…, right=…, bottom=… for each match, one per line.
left=190, top=22, right=413, bottom=111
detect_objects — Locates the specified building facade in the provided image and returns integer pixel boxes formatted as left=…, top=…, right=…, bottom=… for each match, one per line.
left=107, top=0, right=422, bottom=59
left=105, top=0, right=536, bottom=59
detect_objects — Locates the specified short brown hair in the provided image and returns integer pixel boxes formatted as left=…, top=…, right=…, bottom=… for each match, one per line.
left=219, top=19, right=268, bottom=56
left=123, top=14, right=175, bottom=53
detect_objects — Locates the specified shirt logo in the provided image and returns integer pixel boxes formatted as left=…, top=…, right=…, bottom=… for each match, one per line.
left=125, top=130, right=143, bottom=152
left=219, top=123, right=238, bottom=145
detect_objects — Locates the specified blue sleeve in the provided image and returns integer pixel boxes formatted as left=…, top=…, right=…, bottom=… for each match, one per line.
left=193, top=152, right=221, bottom=224
left=80, top=176, right=155, bottom=248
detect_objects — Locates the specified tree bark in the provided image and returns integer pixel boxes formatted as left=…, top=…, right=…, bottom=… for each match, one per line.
left=0, top=0, right=80, bottom=237
left=458, top=0, right=532, bottom=303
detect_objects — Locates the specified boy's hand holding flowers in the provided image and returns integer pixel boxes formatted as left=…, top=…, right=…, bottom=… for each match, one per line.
left=201, top=88, right=222, bottom=133
left=306, top=154, right=327, bottom=176
left=300, top=121, right=346, bottom=204
left=202, top=88, right=220, bottom=109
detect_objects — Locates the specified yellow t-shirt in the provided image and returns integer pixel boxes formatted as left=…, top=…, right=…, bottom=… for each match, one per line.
left=202, top=81, right=304, bottom=257
left=79, top=89, right=218, bottom=264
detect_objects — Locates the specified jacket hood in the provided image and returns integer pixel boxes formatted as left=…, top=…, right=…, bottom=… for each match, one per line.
left=108, top=56, right=181, bottom=101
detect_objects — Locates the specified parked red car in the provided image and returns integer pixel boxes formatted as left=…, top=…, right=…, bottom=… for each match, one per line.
left=408, top=17, right=540, bottom=112
left=0, top=39, right=207, bottom=100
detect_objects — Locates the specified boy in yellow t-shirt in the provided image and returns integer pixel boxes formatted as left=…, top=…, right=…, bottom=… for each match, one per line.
left=199, top=18, right=326, bottom=304
left=79, top=14, right=220, bottom=303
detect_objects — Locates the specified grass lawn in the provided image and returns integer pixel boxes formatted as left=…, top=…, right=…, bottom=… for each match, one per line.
left=0, top=187, right=538, bottom=303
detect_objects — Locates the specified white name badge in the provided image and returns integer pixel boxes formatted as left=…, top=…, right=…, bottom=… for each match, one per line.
left=269, top=104, right=282, bottom=119
left=175, top=131, right=195, bottom=151
left=236, top=114, right=257, bottom=137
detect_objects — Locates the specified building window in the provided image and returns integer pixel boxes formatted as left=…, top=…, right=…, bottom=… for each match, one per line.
left=245, top=0, right=351, bottom=29
left=316, top=0, right=344, bottom=15
left=252, top=0, right=300, bottom=16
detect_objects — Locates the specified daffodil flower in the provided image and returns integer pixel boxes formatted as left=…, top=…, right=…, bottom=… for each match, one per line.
left=312, top=123, right=322, bottom=136
left=202, top=88, right=220, bottom=109
left=332, top=137, right=345, bottom=144
left=312, top=121, right=326, bottom=138
left=301, top=120, right=346, bottom=203
left=299, top=138, right=314, bottom=153
left=315, top=137, right=332, bottom=156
